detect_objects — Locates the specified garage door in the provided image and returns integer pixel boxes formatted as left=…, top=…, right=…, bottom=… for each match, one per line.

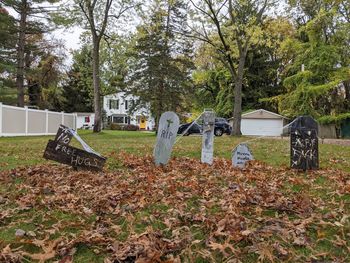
left=241, top=119, right=283, bottom=136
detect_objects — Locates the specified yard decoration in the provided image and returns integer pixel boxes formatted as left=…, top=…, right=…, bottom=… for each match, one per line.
left=43, top=125, right=106, bottom=171
left=154, top=112, right=180, bottom=166
left=232, top=143, right=254, bottom=168
left=289, top=116, right=319, bottom=170
left=201, top=110, right=215, bottom=165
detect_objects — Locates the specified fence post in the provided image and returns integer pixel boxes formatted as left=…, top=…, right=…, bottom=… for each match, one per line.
left=0, top=102, right=2, bottom=137
left=74, top=113, right=78, bottom=130
left=25, top=106, right=28, bottom=135
left=45, top=109, right=49, bottom=135
left=61, top=111, right=64, bottom=125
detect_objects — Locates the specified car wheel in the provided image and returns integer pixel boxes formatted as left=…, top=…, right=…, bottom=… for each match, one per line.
left=214, top=128, right=223, bottom=136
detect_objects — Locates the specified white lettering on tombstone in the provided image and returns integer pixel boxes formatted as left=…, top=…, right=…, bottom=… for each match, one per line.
left=232, top=143, right=254, bottom=168
left=154, top=112, right=180, bottom=166
left=201, top=111, right=215, bottom=165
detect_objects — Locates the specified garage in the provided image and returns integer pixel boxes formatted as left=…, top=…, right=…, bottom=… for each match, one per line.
left=229, top=109, right=287, bottom=136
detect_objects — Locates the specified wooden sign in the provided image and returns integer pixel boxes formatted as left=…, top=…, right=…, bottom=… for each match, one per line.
left=55, top=125, right=73, bottom=145
left=43, top=126, right=106, bottom=171
left=201, top=110, right=215, bottom=165
left=44, top=140, right=106, bottom=171
left=291, top=129, right=319, bottom=170
left=232, top=143, right=254, bottom=168
left=154, top=111, right=180, bottom=166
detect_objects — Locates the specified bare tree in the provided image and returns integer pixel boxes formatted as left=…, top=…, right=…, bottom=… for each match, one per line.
left=189, top=0, right=273, bottom=135
left=77, top=0, right=136, bottom=132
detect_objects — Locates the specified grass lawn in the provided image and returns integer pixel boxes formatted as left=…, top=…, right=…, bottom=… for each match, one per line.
left=1, top=130, right=349, bottom=172
left=0, top=131, right=349, bottom=262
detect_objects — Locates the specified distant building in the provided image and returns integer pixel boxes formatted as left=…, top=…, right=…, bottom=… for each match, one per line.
left=75, top=112, right=95, bottom=129
left=229, top=109, right=288, bottom=136
left=103, top=92, right=155, bottom=130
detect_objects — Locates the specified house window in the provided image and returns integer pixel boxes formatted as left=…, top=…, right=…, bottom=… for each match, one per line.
left=109, top=99, right=119, bottom=110
left=112, top=116, right=124, bottom=123
left=125, top=100, right=128, bottom=110
left=84, top=116, right=90, bottom=123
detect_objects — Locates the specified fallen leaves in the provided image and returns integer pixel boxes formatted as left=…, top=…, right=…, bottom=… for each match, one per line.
left=21, top=237, right=63, bottom=263
left=0, top=152, right=349, bottom=262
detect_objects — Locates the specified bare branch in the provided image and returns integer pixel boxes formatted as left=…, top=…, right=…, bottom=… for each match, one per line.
left=98, top=0, right=114, bottom=41
left=108, top=3, right=139, bottom=20
left=189, top=0, right=214, bottom=20
left=78, top=0, right=96, bottom=37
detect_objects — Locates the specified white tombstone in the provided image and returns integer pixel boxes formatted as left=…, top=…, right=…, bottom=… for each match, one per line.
left=232, top=143, right=254, bottom=168
left=154, top=111, right=180, bottom=166
left=201, top=110, right=215, bottom=165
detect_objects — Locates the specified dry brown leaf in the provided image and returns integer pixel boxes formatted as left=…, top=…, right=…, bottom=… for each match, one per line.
left=21, top=238, right=63, bottom=263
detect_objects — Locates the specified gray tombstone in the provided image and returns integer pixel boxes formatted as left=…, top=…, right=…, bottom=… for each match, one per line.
left=154, top=111, right=180, bottom=166
left=232, top=143, right=254, bottom=168
left=201, top=110, right=215, bottom=165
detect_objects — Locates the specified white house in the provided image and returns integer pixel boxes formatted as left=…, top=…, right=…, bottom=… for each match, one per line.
left=229, top=109, right=288, bottom=136
left=75, top=112, right=95, bottom=129
left=103, top=92, right=155, bottom=130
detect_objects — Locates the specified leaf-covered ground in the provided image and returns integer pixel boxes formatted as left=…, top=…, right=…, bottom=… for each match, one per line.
left=1, top=131, right=350, bottom=173
left=0, top=153, right=349, bottom=262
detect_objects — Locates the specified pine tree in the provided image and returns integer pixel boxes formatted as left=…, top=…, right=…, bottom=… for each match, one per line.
left=61, top=46, right=94, bottom=113
left=0, top=5, right=17, bottom=104
left=2, top=0, right=60, bottom=107
left=129, top=0, right=194, bottom=127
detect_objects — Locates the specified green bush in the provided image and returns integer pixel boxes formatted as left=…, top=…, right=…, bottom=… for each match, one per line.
left=110, top=123, right=139, bottom=131
left=110, top=123, right=122, bottom=130
left=124, top=124, right=139, bottom=131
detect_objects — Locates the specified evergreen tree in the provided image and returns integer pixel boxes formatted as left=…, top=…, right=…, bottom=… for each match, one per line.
left=61, top=46, right=94, bottom=113
left=2, top=0, right=61, bottom=107
left=264, top=2, right=350, bottom=119
left=129, top=0, right=193, bottom=127
left=0, top=5, right=17, bottom=104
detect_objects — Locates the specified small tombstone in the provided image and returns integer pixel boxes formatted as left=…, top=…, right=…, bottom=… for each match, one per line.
left=154, top=112, right=180, bottom=166
left=201, top=110, right=215, bottom=165
left=290, top=116, right=319, bottom=170
left=232, top=143, right=254, bottom=168
left=43, top=125, right=106, bottom=171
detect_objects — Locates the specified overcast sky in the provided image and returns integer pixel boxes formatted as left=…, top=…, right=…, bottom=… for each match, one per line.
left=5, top=3, right=82, bottom=65
left=4, top=0, right=287, bottom=66
left=54, top=27, right=82, bottom=51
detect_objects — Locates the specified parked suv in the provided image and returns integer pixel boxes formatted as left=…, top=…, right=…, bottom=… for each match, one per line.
left=177, top=117, right=232, bottom=136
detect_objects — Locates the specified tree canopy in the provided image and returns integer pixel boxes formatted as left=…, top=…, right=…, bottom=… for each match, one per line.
left=0, top=0, right=349, bottom=132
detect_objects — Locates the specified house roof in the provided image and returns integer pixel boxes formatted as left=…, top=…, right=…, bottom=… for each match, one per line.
left=75, top=112, right=95, bottom=116
left=229, top=109, right=287, bottom=120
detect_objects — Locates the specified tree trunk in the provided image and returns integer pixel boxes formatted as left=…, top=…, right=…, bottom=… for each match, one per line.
left=155, top=112, right=160, bottom=135
left=231, top=52, right=247, bottom=136
left=344, top=80, right=350, bottom=109
left=92, top=36, right=101, bottom=132
left=16, top=0, right=27, bottom=107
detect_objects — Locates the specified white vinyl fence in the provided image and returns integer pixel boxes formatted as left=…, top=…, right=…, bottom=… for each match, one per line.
left=0, top=102, right=77, bottom=137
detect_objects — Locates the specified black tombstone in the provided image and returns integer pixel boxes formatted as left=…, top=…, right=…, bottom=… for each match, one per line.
left=290, top=116, right=319, bottom=170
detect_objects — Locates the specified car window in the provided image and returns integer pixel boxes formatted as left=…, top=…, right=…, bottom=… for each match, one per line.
left=195, top=119, right=203, bottom=125
left=215, top=118, right=227, bottom=122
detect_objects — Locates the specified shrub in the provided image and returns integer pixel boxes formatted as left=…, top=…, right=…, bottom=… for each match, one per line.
left=124, top=124, right=139, bottom=131
left=110, top=123, right=139, bottom=131
left=110, top=123, right=123, bottom=130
